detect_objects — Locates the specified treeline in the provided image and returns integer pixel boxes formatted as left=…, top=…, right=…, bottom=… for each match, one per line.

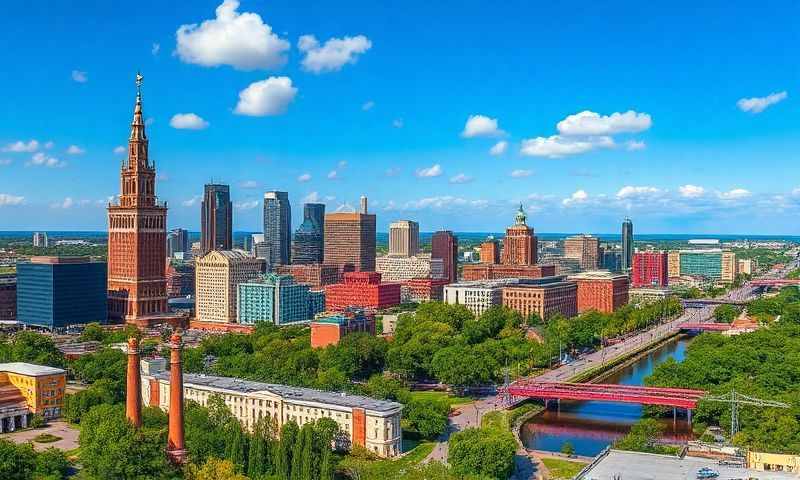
left=646, top=287, right=800, bottom=453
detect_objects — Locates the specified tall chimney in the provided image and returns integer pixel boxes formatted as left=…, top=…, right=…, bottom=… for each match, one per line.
left=360, top=195, right=367, bottom=214
left=125, top=337, right=142, bottom=427
left=166, top=332, right=187, bottom=463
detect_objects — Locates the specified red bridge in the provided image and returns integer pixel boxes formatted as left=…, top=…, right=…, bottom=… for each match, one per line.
left=503, top=381, right=706, bottom=409
left=751, top=279, right=800, bottom=287
left=679, top=323, right=731, bottom=332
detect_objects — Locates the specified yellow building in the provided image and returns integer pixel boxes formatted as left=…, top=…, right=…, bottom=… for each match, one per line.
left=721, top=251, right=737, bottom=282
left=195, top=250, right=263, bottom=324
left=0, top=362, right=66, bottom=432
left=748, top=451, right=800, bottom=474
left=667, top=250, right=681, bottom=278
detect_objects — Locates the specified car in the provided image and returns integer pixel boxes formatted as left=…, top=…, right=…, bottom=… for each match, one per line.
left=696, top=467, right=719, bottom=479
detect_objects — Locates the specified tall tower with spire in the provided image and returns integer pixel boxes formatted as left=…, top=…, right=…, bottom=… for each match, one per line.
left=107, top=73, right=170, bottom=325
left=501, top=204, right=538, bottom=265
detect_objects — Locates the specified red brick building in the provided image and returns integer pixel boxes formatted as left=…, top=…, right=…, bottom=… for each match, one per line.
left=166, top=262, right=194, bottom=298
left=462, top=264, right=556, bottom=281
left=431, top=230, right=458, bottom=284
left=324, top=207, right=376, bottom=272
left=632, top=251, right=669, bottom=287
left=501, top=205, right=538, bottom=265
left=480, top=239, right=500, bottom=264
left=275, top=263, right=345, bottom=289
left=325, top=272, right=401, bottom=311
left=310, top=309, right=376, bottom=348
left=568, top=271, right=629, bottom=313
left=401, top=278, right=449, bottom=303
left=107, top=74, right=173, bottom=327
left=501, top=277, right=577, bottom=320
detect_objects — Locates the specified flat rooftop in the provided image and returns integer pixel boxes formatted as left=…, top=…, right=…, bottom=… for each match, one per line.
left=578, top=449, right=797, bottom=480
left=446, top=276, right=568, bottom=289
left=154, top=372, right=402, bottom=414
left=0, top=362, right=66, bottom=377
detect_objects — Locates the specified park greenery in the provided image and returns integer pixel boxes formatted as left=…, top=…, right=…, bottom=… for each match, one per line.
left=646, top=286, right=800, bottom=453
left=448, top=424, right=517, bottom=479
left=713, top=304, right=740, bottom=324
left=613, top=418, right=677, bottom=455
left=0, top=439, right=70, bottom=480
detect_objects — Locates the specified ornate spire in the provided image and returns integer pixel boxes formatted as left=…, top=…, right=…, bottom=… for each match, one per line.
left=515, top=203, right=527, bottom=225
left=130, top=72, right=147, bottom=142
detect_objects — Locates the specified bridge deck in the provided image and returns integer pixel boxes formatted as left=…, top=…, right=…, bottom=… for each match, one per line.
left=679, top=323, right=730, bottom=331
left=505, top=381, right=705, bottom=409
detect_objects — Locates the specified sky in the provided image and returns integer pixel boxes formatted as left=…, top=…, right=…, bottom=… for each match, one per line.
left=0, top=0, right=799, bottom=234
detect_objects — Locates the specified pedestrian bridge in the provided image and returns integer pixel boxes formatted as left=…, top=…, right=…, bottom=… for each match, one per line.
left=502, top=381, right=706, bottom=409
left=679, top=323, right=731, bottom=332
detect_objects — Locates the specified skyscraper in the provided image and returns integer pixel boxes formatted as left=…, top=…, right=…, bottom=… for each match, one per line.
left=32, top=232, right=48, bottom=248
left=501, top=204, right=538, bottom=265
left=389, top=220, right=419, bottom=257
left=166, top=228, right=189, bottom=258
left=107, top=73, right=170, bottom=324
left=431, top=230, right=458, bottom=283
left=564, top=234, right=601, bottom=270
left=622, top=217, right=634, bottom=270
left=292, top=203, right=325, bottom=264
left=263, top=191, right=291, bottom=266
left=200, top=184, right=232, bottom=253
left=324, top=198, right=376, bottom=272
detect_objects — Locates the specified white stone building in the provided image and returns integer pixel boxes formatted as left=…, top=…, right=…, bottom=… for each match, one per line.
left=195, top=250, right=263, bottom=323
left=375, top=254, right=444, bottom=282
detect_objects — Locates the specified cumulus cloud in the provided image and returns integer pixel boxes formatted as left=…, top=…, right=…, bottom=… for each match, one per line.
left=718, top=188, right=751, bottom=200
left=679, top=184, right=705, bottom=198
left=402, top=196, right=488, bottom=211
left=170, top=113, right=210, bottom=130
left=392, top=119, right=404, bottom=129
left=562, top=189, right=589, bottom=206
left=520, top=135, right=614, bottom=158
left=234, top=76, right=297, bottom=116
left=449, top=173, right=473, bottom=184
left=737, top=91, right=788, bottom=114
left=182, top=195, right=201, bottom=207
left=616, top=186, right=660, bottom=199
left=113, top=146, right=126, bottom=155
left=27, top=152, right=65, bottom=168
left=51, top=197, right=75, bottom=209
left=362, top=100, right=375, bottom=111
left=240, top=180, right=258, bottom=188
left=298, top=34, right=372, bottom=74
left=234, top=200, right=259, bottom=210
left=510, top=169, right=533, bottom=178
left=176, top=0, right=289, bottom=70
left=625, top=140, right=646, bottom=151
left=557, top=110, right=652, bottom=136
left=303, top=191, right=320, bottom=203
left=71, top=70, right=88, bottom=83
left=415, top=164, right=443, bottom=178
left=297, top=173, right=311, bottom=182
left=0, top=193, right=24, bottom=206
left=461, top=115, right=505, bottom=138
left=489, top=140, right=508, bottom=156
left=66, top=145, right=85, bottom=155
left=2, top=140, right=39, bottom=153
left=327, top=170, right=338, bottom=180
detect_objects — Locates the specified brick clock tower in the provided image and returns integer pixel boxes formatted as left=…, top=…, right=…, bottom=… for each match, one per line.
left=107, top=73, right=170, bottom=326
left=501, top=204, right=538, bottom=265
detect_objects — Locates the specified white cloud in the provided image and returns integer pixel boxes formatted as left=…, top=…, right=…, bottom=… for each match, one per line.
left=151, top=43, right=160, bottom=55
left=792, top=187, right=800, bottom=197
left=557, top=110, right=652, bottom=136
left=737, top=91, right=788, bottom=114
left=234, top=76, right=297, bottom=116
left=392, top=119, right=404, bottom=129
left=679, top=184, right=705, bottom=198
left=510, top=169, right=533, bottom=178
left=240, top=180, right=258, bottom=188
left=2, top=140, right=39, bottom=153
left=625, top=140, right=646, bottom=151
left=416, top=164, right=443, bottom=178
left=234, top=200, right=259, bottom=210
left=402, top=196, right=480, bottom=211
left=362, top=100, right=375, bottom=111
left=175, top=0, right=289, bottom=70
left=51, top=197, right=75, bottom=209
left=182, top=195, right=201, bottom=207
left=298, top=34, right=372, bottom=74
left=489, top=140, right=508, bottom=156
left=327, top=170, right=338, bottom=180
left=616, top=185, right=660, bottom=199
left=27, top=152, right=65, bottom=168
left=297, top=173, right=312, bottom=182
left=170, top=113, right=210, bottom=130
left=66, top=145, right=85, bottom=155
left=303, top=191, right=320, bottom=203
left=0, top=159, right=11, bottom=166
left=562, top=189, right=589, bottom=206
left=449, top=173, right=473, bottom=184
left=44, top=141, right=54, bottom=149
left=71, top=70, right=88, bottom=83
left=520, top=135, right=614, bottom=158
left=113, top=146, right=126, bottom=155
left=461, top=114, right=505, bottom=138
left=718, top=188, right=751, bottom=200
left=0, top=194, right=24, bottom=206
left=385, top=167, right=400, bottom=177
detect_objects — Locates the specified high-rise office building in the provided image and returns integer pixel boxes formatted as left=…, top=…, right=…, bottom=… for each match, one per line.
left=195, top=250, right=263, bottom=324
left=564, top=234, right=601, bottom=270
left=107, top=73, right=170, bottom=324
left=32, top=232, right=48, bottom=248
left=501, top=205, right=538, bottom=266
left=324, top=198, right=376, bottom=272
left=167, top=228, right=189, bottom=258
left=632, top=251, right=669, bottom=287
left=292, top=203, right=325, bottom=264
left=237, top=274, right=325, bottom=325
left=201, top=184, right=233, bottom=253
left=622, top=217, right=634, bottom=270
left=431, top=230, right=458, bottom=284
left=263, top=191, right=291, bottom=266
left=389, top=220, right=419, bottom=257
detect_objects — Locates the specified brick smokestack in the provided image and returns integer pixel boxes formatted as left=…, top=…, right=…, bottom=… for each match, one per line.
left=125, top=337, right=142, bottom=427
left=166, top=332, right=187, bottom=463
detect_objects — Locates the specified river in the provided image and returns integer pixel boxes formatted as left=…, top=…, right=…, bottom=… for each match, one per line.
left=519, top=336, right=693, bottom=457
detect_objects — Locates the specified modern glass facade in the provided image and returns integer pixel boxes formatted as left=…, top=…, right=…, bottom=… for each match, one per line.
left=679, top=251, right=723, bottom=279
left=17, top=259, right=107, bottom=329
left=621, top=217, right=633, bottom=270
left=263, top=191, right=291, bottom=266
left=201, top=184, right=233, bottom=253
left=292, top=203, right=325, bottom=264
left=238, top=274, right=324, bottom=325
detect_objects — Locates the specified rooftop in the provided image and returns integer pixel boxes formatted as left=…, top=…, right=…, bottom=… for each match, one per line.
left=0, top=362, right=66, bottom=377
left=154, top=372, right=402, bottom=414
left=568, top=270, right=628, bottom=280
left=446, top=276, right=569, bottom=289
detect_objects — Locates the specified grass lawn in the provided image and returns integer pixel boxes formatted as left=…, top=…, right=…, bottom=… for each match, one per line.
left=337, top=441, right=435, bottom=478
left=481, top=403, right=544, bottom=431
left=541, top=458, right=588, bottom=480
left=407, top=391, right=474, bottom=406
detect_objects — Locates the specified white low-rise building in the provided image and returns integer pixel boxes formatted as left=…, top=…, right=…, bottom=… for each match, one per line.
left=443, top=279, right=522, bottom=316
left=376, top=254, right=444, bottom=283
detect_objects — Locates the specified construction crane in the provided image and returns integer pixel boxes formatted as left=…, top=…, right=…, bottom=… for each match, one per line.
left=703, top=389, right=790, bottom=437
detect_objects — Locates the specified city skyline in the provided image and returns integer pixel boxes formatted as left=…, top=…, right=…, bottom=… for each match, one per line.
left=1, top=1, right=799, bottom=234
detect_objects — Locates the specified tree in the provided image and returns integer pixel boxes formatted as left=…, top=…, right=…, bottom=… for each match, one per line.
left=431, top=345, right=495, bottom=387
left=714, top=304, right=740, bottom=324
left=186, top=457, right=248, bottom=480
left=247, top=417, right=275, bottom=478
left=34, top=448, right=70, bottom=479
left=560, top=441, right=575, bottom=456
left=362, top=375, right=410, bottom=403
left=403, top=398, right=449, bottom=440
left=449, top=427, right=516, bottom=479
left=290, top=423, right=306, bottom=480
left=185, top=400, right=228, bottom=465
left=224, top=420, right=248, bottom=472
left=300, top=423, right=316, bottom=480
left=614, top=419, right=666, bottom=453
left=0, top=439, right=36, bottom=480
left=4, top=331, right=65, bottom=367
left=63, top=378, right=117, bottom=424
left=276, top=421, right=299, bottom=480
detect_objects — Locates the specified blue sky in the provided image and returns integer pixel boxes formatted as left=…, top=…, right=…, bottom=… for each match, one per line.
left=1, top=0, right=798, bottom=234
